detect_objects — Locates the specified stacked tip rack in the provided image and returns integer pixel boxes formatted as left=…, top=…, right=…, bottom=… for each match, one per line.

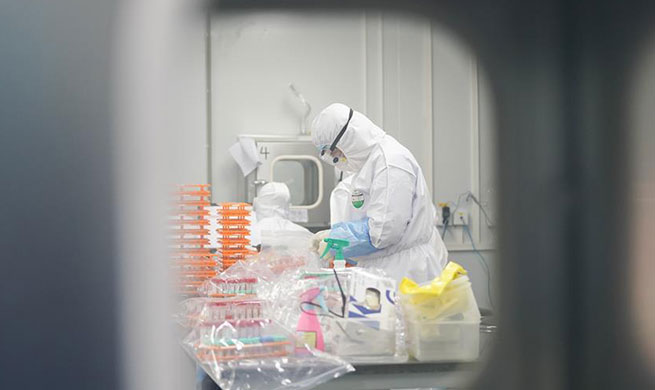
left=170, top=184, right=220, bottom=296
left=210, top=202, right=256, bottom=271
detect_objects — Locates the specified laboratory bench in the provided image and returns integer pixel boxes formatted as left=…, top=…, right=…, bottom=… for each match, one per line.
left=198, top=359, right=484, bottom=390
left=314, top=360, right=479, bottom=390
left=314, top=323, right=496, bottom=390
left=198, top=320, right=496, bottom=390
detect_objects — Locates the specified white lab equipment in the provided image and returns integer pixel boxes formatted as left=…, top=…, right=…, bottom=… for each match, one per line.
left=240, top=135, right=338, bottom=230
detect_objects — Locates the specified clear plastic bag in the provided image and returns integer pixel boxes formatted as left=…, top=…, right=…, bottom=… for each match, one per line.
left=215, top=231, right=321, bottom=287
left=256, top=247, right=321, bottom=277
left=182, top=319, right=354, bottom=390
left=255, top=230, right=322, bottom=276
left=267, top=267, right=408, bottom=364
left=179, top=235, right=356, bottom=389
left=175, top=297, right=268, bottom=329
left=197, top=275, right=260, bottom=298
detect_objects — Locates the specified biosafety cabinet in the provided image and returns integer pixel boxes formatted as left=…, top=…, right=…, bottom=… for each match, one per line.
left=240, top=135, right=337, bottom=231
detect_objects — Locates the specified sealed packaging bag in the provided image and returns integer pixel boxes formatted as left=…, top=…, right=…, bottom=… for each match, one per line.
left=175, top=297, right=267, bottom=329
left=182, top=318, right=354, bottom=390
left=251, top=229, right=322, bottom=281
left=195, top=230, right=321, bottom=302
left=178, top=243, right=353, bottom=390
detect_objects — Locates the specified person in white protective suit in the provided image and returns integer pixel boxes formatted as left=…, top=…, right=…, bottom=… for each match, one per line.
left=330, top=170, right=353, bottom=226
left=312, top=103, right=448, bottom=283
left=251, top=182, right=310, bottom=246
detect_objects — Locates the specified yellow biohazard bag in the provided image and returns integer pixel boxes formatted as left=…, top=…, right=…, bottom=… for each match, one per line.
left=399, top=262, right=473, bottom=321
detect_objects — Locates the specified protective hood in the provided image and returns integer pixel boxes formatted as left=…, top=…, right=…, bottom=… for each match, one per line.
left=253, top=182, right=291, bottom=219
left=311, top=103, right=385, bottom=172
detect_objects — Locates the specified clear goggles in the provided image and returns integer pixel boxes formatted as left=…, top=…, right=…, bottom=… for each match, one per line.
left=318, top=108, right=353, bottom=165
left=318, top=145, right=344, bottom=164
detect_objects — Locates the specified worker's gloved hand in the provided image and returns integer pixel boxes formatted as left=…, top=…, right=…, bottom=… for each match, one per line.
left=311, top=229, right=331, bottom=255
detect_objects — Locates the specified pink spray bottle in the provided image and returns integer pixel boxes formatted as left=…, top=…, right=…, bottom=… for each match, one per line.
left=296, top=287, right=326, bottom=351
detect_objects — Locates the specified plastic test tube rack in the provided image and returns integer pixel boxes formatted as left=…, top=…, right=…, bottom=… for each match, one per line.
left=193, top=319, right=292, bottom=363
left=184, top=299, right=265, bottom=325
left=213, top=202, right=255, bottom=271
left=199, top=277, right=259, bottom=298
left=171, top=184, right=218, bottom=296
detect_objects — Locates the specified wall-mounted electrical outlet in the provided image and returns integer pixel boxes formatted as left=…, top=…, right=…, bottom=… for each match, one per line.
left=451, top=208, right=469, bottom=226
left=435, top=203, right=448, bottom=226
left=435, top=203, right=468, bottom=226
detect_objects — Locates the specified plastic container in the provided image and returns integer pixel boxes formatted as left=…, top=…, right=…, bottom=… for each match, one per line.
left=405, top=317, right=479, bottom=362
left=401, top=275, right=481, bottom=362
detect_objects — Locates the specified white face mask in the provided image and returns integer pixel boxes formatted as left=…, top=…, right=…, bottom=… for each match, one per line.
left=335, top=157, right=357, bottom=172
left=320, top=148, right=357, bottom=172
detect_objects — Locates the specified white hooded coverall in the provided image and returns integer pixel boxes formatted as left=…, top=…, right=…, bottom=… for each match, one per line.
left=312, top=103, right=448, bottom=283
left=251, top=182, right=310, bottom=246
left=330, top=171, right=353, bottom=226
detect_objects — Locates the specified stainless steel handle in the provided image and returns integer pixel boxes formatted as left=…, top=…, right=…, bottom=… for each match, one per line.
left=253, top=179, right=268, bottom=186
left=250, top=179, right=268, bottom=201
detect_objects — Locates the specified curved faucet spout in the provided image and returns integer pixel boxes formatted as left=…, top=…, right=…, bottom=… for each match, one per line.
left=289, top=83, right=312, bottom=135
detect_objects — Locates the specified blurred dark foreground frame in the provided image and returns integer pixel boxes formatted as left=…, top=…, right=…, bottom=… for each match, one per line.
left=0, top=0, right=653, bottom=389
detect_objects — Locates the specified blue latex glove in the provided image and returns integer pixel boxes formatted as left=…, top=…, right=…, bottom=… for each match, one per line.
left=329, top=218, right=379, bottom=258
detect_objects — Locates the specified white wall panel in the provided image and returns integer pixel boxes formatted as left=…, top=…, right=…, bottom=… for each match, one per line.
left=210, top=11, right=368, bottom=202
left=381, top=14, right=434, bottom=191
left=364, top=12, right=384, bottom=126
left=431, top=24, right=475, bottom=210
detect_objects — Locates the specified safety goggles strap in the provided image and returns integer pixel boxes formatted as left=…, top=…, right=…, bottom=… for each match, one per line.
left=328, top=108, right=353, bottom=152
